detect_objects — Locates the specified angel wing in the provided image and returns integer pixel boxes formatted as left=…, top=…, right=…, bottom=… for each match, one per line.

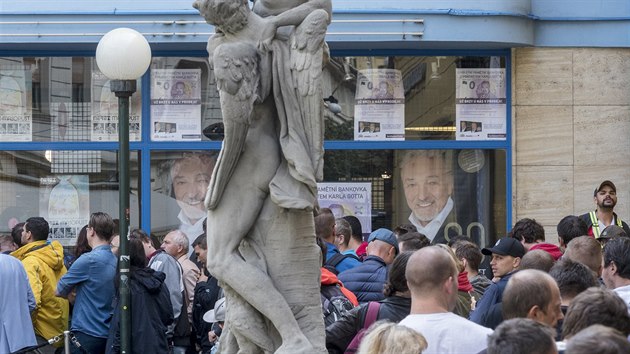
left=205, top=43, right=260, bottom=210
left=289, top=9, right=329, bottom=183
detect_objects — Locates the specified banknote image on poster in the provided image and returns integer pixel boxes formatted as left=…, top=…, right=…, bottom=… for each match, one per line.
left=91, top=68, right=142, bottom=142
left=39, top=175, right=90, bottom=246
left=0, top=67, right=32, bottom=141
left=317, top=182, right=372, bottom=234
left=456, top=68, right=506, bottom=141
left=354, top=69, right=405, bottom=141
left=151, top=69, right=202, bottom=141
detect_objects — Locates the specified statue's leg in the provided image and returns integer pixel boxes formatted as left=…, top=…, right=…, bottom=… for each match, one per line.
left=207, top=205, right=316, bottom=353
left=206, top=125, right=316, bottom=352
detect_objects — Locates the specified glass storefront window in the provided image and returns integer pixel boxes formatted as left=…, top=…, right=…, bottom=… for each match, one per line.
left=0, top=57, right=142, bottom=142
left=0, top=53, right=510, bottom=244
left=0, top=150, right=139, bottom=244
left=320, top=149, right=506, bottom=249
left=323, top=56, right=507, bottom=141
left=150, top=150, right=218, bottom=241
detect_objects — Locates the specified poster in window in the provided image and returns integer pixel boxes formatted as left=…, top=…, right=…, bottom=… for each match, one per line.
left=0, top=66, right=32, bottom=141
left=39, top=175, right=90, bottom=246
left=396, top=149, right=495, bottom=276
left=354, top=69, right=405, bottom=141
left=90, top=68, right=142, bottom=142
left=455, top=68, right=506, bottom=140
left=317, top=182, right=372, bottom=234
left=151, top=69, right=202, bottom=141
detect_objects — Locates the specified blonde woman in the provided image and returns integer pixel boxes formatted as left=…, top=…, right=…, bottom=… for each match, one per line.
left=357, top=321, right=427, bottom=354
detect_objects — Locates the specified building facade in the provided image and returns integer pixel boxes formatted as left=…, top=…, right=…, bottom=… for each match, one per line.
left=1, top=0, right=628, bottom=248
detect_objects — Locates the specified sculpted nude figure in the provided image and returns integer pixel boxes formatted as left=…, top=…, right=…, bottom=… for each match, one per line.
left=193, top=0, right=331, bottom=352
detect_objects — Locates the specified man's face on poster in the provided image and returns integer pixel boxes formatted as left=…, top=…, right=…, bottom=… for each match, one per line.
left=476, top=81, right=491, bottom=98
left=171, top=155, right=215, bottom=222
left=172, top=82, right=185, bottom=97
left=401, top=153, right=453, bottom=226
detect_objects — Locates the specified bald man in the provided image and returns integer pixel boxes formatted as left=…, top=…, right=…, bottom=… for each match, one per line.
left=502, top=269, right=564, bottom=328
left=399, top=246, right=492, bottom=354
left=563, top=236, right=603, bottom=276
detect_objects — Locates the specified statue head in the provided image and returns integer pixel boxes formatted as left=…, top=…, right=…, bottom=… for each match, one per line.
left=193, top=0, right=249, bottom=34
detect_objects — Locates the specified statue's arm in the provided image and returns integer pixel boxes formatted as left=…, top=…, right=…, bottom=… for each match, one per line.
left=257, top=0, right=331, bottom=49
left=268, top=0, right=332, bottom=28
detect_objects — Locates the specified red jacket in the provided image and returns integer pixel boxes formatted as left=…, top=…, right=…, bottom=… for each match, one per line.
left=529, top=243, right=563, bottom=261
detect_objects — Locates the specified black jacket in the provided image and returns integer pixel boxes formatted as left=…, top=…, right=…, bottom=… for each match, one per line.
left=325, top=295, right=411, bottom=354
left=579, top=211, right=630, bottom=236
left=192, top=276, right=222, bottom=353
left=106, top=267, right=173, bottom=354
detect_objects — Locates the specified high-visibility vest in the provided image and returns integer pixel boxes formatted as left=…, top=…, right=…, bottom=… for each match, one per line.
left=589, top=211, right=624, bottom=238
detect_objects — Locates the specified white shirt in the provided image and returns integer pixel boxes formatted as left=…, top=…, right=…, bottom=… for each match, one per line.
left=614, top=284, right=630, bottom=312
left=400, top=312, right=492, bottom=354
left=408, top=197, right=454, bottom=242
left=177, top=210, right=206, bottom=256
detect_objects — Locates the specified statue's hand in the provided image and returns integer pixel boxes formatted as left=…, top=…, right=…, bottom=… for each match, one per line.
left=259, top=17, right=278, bottom=52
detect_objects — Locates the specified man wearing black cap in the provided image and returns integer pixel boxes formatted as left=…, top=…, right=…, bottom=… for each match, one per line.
left=469, top=237, right=525, bottom=329
left=579, top=180, right=630, bottom=239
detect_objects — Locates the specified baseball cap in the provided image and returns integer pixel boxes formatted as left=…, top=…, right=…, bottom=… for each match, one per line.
left=368, top=228, right=399, bottom=254
left=482, top=237, right=526, bottom=258
left=599, top=225, right=628, bottom=239
left=594, top=180, right=616, bottom=196
left=203, top=297, right=226, bottom=323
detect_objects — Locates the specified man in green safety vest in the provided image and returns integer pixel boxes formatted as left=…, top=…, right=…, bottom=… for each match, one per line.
left=579, top=180, right=630, bottom=239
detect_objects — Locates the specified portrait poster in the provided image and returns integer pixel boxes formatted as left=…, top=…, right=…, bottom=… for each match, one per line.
left=317, top=182, right=372, bottom=234
left=455, top=68, right=506, bottom=141
left=39, top=175, right=90, bottom=246
left=151, top=69, right=202, bottom=141
left=354, top=69, right=405, bottom=141
left=0, top=66, right=32, bottom=141
left=90, top=68, right=142, bottom=142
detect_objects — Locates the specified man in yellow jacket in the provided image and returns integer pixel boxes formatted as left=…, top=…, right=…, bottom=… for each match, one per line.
left=11, top=217, right=68, bottom=353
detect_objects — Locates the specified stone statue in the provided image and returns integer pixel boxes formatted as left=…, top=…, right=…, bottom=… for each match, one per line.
left=193, top=0, right=331, bottom=352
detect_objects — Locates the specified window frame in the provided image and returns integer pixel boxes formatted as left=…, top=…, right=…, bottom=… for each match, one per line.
left=0, top=47, right=513, bottom=235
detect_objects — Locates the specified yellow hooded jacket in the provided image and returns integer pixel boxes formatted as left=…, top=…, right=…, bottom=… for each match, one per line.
left=11, top=240, right=69, bottom=343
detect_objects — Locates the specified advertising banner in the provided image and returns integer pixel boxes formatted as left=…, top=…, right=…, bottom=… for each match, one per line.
left=91, top=68, right=142, bottom=141
left=39, top=175, right=90, bottom=246
left=354, top=69, right=405, bottom=141
left=0, top=66, right=32, bottom=141
left=455, top=68, right=507, bottom=140
left=151, top=69, right=202, bottom=141
left=317, top=182, right=372, bottom=234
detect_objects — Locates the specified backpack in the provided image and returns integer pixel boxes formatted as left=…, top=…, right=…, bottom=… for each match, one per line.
left=321, top=284, right=355, bottom=326
left=324, top=252, right=361, bottom=275
left=344, top=301, right=381, bottom=354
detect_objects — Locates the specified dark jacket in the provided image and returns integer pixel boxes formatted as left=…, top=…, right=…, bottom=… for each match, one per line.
left=338, top=256, right=388, bottom=303
left=106, top=268, right=173, bottom=354
left=579, top=211, right=630, bottom=237
left=192, top=276, right=222, bottom=353
left=325, top=295, right=411, bottom=354
left=469, top=271, right=515, bottom=329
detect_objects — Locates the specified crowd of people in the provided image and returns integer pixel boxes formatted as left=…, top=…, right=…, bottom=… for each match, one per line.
left=3, top=178, right=630, bottom=353
left=320, top=179, right=630, bottom=353
left=1, top=214, right=222, bottom=354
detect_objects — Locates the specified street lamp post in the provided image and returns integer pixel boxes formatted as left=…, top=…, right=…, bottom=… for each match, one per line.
left=95, top=28, right=151, bottom=354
